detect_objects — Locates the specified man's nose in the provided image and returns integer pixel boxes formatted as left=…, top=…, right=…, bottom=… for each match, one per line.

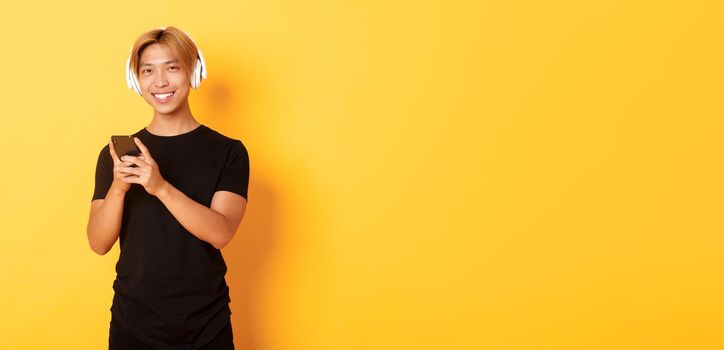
left=154, top=73, right=168, bottom=87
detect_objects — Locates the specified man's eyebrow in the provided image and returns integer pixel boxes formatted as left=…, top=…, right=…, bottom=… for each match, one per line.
left=139, top=60, right=179, bottom=67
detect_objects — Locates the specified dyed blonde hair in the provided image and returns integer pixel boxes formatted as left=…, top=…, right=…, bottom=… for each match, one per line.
left=128, top=26, right=198, bottom=79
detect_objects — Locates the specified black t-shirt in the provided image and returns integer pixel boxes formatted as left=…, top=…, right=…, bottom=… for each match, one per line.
left=91, top=124, right=249, bottom=349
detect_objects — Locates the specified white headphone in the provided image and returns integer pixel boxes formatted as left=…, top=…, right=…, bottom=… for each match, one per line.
left=125, top=27, right=207, bottom=96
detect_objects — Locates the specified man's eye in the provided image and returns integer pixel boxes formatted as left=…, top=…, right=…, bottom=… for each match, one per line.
left=142, top=69, right=151, bottom=74
left=169, top=66, right=178, bottom=70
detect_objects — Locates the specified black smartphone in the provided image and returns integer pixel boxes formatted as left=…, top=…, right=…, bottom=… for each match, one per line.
left=111, top=135, right=141, bottom=167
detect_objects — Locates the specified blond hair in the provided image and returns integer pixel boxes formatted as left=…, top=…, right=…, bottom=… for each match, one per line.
left=128, top=26, right=198, bottom=79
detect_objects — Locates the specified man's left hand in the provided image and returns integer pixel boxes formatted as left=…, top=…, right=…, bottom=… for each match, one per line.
left=119, top=137, right=168, bottom=197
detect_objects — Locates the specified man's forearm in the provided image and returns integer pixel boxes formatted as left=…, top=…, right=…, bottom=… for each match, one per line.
left=155, top=181, right=233, bottom=249
left=87, top=189, right=126, bottom=255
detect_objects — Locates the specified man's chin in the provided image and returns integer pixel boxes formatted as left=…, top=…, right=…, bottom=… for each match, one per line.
left=150, top=104, right=180, bottom=115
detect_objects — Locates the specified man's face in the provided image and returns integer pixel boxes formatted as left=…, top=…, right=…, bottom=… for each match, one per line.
left=137, top=43, right=192, bottom=114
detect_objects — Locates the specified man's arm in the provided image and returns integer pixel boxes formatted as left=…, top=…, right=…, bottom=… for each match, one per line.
left=155, top=182, right=247, bottom=249
left=87, top=139, right=132, bottom=256
left=119, top=137, right=248, bottom=249
left=86, top=188, right=126, bottom=255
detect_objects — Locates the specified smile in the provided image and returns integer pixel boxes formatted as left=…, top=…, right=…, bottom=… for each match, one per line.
left=152, top=91, right=175, bottom=102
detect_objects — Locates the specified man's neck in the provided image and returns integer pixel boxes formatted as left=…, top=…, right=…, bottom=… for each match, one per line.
left=147, top=101, right=200, bottom=136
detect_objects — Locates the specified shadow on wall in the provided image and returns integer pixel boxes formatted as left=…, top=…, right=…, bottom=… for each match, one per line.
left=223, top=179, right=277, bottom=350
left=197, top=52, right=277, bottom=350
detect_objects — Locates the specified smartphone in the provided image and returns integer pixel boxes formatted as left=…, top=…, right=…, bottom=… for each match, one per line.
left=111, top=135, right=141, bottom=167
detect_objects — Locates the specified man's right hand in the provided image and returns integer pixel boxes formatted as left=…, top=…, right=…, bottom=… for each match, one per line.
left=109, top=138, right=132, bottom=194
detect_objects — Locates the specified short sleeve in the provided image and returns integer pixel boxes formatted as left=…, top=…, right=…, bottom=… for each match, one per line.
left=92, top=144, right=113, bottom=202
left=215, top=140, right=250, bottom=200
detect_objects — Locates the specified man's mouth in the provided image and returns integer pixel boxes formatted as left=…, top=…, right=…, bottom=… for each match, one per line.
left=152, top=91, right=175, bottom=102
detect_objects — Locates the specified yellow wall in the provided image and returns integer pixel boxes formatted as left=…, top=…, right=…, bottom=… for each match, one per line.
left=1, top=1, right=723, bottom=349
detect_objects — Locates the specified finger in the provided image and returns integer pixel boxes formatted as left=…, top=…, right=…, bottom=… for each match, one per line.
left=108, top=139, right=121, bottom=164
left=121, top=175, right=141, bottom=184
left=119, top=173, right=136, bottom=182
left=116, top=161, right=138, bottom=170
left=115, top=164, right=133, bottom=178
left=121, top=155, right=147, bottom=168
left=117, top=163, right=142, bottom=175
left=133, top=137, right=153, bottom=163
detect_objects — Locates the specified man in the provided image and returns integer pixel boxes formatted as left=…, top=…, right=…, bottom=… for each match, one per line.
left=87, top=26, right=249, bottom=349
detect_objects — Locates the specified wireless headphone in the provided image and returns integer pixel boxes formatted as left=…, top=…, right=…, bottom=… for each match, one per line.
left=125, top=27, right=207, bottom=96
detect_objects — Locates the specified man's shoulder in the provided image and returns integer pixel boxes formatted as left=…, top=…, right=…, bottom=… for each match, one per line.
left=200, top=125, right=245, bottom=148
left=96, top=142, right=111, bottom=161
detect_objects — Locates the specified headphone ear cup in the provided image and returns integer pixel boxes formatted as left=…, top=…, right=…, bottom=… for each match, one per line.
left=192, top=63, right=198, bottom=89
left=197, top=49, right=207, bottom=80
left=132, top=69, right=142, bottom=95
left=192, top=58, right=201, bottom=89
left=190, top=60, right=196, bottom=88
left=125, top=53, right=142, bottom=95
left=195, top=48, right=206, bottom=88
left=197, top=58, right=202, bottom=87
left=125, top=57, right=133, bottom=91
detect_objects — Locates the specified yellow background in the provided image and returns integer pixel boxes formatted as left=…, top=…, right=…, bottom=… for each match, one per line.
left=1, top=0, right=722, bottom=349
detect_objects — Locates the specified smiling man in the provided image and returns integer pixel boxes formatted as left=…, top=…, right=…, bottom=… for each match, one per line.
left=86, top=26, right=249, bottom=350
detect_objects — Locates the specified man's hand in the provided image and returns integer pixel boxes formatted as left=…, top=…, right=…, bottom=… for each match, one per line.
left=108, top=138, right=132, bottom=194
left=118, top=137, right=169, bottom=197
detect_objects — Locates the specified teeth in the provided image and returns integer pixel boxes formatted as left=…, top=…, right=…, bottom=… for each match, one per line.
left=153, top=92, right=173, bottom=99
